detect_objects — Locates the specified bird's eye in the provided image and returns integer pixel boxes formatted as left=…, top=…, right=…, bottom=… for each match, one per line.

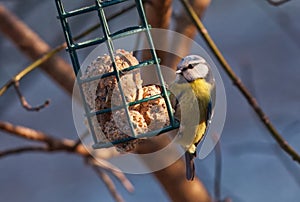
left=188, top=64, right=194, bottom=69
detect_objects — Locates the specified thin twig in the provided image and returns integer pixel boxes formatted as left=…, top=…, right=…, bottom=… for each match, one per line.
left=0, top=144, right=132, bottom=202
left=0, top=120, right=134, bottom=200
left=89, top=158, right=134, bottom=193
left=71, top=130, right=89, bottom=150
left=180, top=0, right=300, bottom=164
left=0, top=146, right=48, bottom=158
left=91, top=164, right=125, bottom=202
left=0, top=120, right=88, bottom=156
left=0, top=5, right=75, bottom=94
left=0, top=2, right=138, bottom=97
left=13, top=81, right=50, bottom=111
left=0, top=46, right=63, bottom=96
left=214, top=137, right=222, bottom=202
left=267, top=0, right=291, bottom=6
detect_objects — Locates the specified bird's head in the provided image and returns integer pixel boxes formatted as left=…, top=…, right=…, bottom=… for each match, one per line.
left=176, top=55, right=210, bottom=82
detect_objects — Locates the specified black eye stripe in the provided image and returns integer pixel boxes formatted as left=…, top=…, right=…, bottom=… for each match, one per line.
left=181, top=63, right=196, bottom=72
left=188, top=64, right=194, bottom=69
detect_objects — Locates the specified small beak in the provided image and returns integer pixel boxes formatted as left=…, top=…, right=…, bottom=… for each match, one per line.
left=176, top=69, right=182, bottom=74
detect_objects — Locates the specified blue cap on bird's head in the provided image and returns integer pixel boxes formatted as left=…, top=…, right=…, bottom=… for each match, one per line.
left=176, top=55, right=210, bottom=82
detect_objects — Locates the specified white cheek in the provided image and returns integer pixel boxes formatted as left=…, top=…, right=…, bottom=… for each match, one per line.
left=194, top=64, right=209, bottom=78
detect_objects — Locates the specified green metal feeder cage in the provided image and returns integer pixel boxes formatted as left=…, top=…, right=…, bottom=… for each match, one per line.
left=55, top=0, right=179, bottom=149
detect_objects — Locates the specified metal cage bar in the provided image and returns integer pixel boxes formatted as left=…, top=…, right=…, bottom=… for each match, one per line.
left=55, top=0, right=98, bottom=143
left=134, top=0, right=176, bottom=127
left=55, top=0, right=180, bottom=149
left=95, top=0, right=136, bottom=138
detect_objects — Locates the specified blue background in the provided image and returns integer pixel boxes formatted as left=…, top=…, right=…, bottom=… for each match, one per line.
left=1, top=0, right=300, bottom=201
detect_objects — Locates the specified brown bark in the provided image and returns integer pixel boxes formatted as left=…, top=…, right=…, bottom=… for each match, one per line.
left=0, top=2, right=211, bottom=201
left=142, top=0, right=173, bottom=64
left=0, top=4, right=75, bottom=95
left=154, top=161, right=211, bottom=202
left=165, top=0, right=211, bottom=69
left=0, top=121, right=88, bottom=156
left=144, top=0, right=173, bottom=29
left=0, top=120, right=134, bottom=202
left=136, top=1, right=212, bottom=201
left=135, top=135, right=211, bottom=202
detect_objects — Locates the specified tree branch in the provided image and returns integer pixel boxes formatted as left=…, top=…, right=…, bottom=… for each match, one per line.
left=144, top=0, right=172, bottom=29
left=0, top=3, right=138, bottom=97
left=0, top=120, right=88, bottom=155
left=0, top=4, right=75, bottom=95
left=0, top=2, right=212, bottom=201
left=13, top=80, right=50, bottom=111
left=165, top=0, right=211, bottom=69
left=214, top=137, right=222, bottom=202
left=89, top=158, right=135, bottom=193
left=137, top=0, right=173, bottom=63
left=0, top=44, right=64, bottom=96
left=135, top=1, right=212, bottom=201
left=135, top=135, right=211, bottom=202
left=0, top=120, right=133, bottom=201
left=267, top=0, right=291, bottom=6
left=180, top=0, right=300, bottom=164
left=91, top=164, right=125, bottom=202
left=0, top=146, right=48, bottom=158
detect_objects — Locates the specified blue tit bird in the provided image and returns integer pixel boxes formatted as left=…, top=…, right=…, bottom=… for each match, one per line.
left=169, top=55, right=213, bottom=180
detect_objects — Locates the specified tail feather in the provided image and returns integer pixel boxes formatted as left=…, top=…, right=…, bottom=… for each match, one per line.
left=185, top=152, right=196, bottom=180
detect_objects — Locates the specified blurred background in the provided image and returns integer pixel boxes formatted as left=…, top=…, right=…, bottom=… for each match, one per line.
left=0, top=0, right=300, bottom=201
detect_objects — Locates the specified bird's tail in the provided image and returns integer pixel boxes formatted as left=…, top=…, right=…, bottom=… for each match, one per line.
left=185, top=151, right=196, bottom=180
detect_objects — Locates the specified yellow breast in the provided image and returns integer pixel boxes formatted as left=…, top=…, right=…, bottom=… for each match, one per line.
left=188, top=79, right=211, bottom=153
left=172, top=78, right=211, bottom=153
left=190, top=79, right=211, bottom=123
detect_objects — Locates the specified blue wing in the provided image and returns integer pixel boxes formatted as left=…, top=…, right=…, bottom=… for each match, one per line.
left=195, top=98, right=212, bottom=148
left=205, top=99, right=212, bottom=133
